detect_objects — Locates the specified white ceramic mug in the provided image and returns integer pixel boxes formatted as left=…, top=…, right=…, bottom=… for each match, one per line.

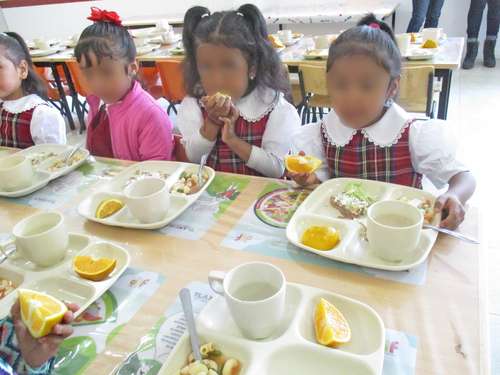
left=33, top=38, right=50, bottom=50
left=0, top=155, right=34, bottom=192
left=367, top=200, right=423, bottom=262
left=156, top=19, right=172, bottom=32
left=208, top=262, right=286, bottom=340
left=396, top=33, right=411, bottom=56
left=161, top=30, right=176, bottom=44
left=124, top=177, right=170, bottom=224
left=4, top=211, right=69, bottom=267
left=422, top=28, right=442, bottom=41
left=278, top=29, right=293, bottom=43
left=313, top=35, right=331, bottom=50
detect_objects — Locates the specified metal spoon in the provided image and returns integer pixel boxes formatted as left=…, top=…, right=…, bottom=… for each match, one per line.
left=197, top=154, right=208, bottom=185
left=63, top=144, right=81, bottom=165
left=180, top=288, right=202, bottom=361
left=423, top=224, right=479, bottom=244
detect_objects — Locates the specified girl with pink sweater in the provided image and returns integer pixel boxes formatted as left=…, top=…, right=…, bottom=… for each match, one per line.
left=75, top=7, right=174, bottom=161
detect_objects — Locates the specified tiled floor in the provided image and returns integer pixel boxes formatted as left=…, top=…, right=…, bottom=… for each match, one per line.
left=64, top=61, right=500, bottom=372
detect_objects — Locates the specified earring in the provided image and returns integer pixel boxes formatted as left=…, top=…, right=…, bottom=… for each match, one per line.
left=384, top=97, right=394, bottom=108
left=249, top=75, right=255, bottom=80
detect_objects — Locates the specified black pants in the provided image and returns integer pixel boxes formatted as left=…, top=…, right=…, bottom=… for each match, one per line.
left=467, top=0, right=500, bottom=38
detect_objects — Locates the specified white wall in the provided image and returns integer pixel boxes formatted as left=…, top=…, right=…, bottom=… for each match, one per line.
left=0, top=0, right=492, bottom=46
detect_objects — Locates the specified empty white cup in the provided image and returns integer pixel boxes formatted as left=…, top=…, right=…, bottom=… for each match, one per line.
left=367, top=200, right=423, bottom=262
left=313, top=35, right=331, bottom=49
left=209, top=262, right=286, bottom=340
left=9, top=211, right=68, bottom=267
left=0, top=154, right=34, bottom=192
left=422, top=28, right=442, bottom=41
left=124, top=177, right=170, bottom=224
left=396, top=33, right=411, bottom=56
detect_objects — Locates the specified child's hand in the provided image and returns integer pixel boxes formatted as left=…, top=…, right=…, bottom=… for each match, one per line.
left=434, top=193, right=465, bottom=229
left=201, top=94, right=231, bottom=125
left=287, top=171, right=320, bottom=187
left=221, top=104, right=240, bottom=144
left=11, top=300, right=78, bottom=369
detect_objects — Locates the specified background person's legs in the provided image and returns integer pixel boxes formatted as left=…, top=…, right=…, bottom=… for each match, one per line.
left=423, top=0, right=445, bottom=28
left=407, top=0, right=431, bottom=32
left=463, top=0, right=487, bottom=69
left=484, top=0, right=500, bottom=67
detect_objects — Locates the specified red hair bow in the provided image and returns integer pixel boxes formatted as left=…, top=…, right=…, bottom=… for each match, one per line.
left=87, top=7, right=122, bottom=26
left=369, top=22, right=381, bottom=29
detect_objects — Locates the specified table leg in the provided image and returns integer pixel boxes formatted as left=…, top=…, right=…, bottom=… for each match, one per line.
left=61, top=63, right=86, bottom=133
left=436, top=69, right=452, bottom=120
left=50, top=63, right=76, bottom=131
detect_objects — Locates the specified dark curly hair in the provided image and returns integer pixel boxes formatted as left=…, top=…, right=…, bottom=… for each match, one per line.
left=0, top=32, right=47, bottom=99
left=327, top=13, right=401, bottom=79
left=182, top=4, right=290, bottom=99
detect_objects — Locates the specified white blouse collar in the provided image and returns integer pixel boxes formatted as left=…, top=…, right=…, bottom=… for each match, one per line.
left=1, top=94, right=46, bottom=114
left=322, top=103, right=411, bottom=147
left=235, top=87, right=280, bottom=122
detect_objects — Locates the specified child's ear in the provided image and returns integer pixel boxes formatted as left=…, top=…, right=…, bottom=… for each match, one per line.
left=18, top=60, right=29, bottom=80
left=388, top=76, right=400, bottom=99
left=128, top=60, right=139, bottom=77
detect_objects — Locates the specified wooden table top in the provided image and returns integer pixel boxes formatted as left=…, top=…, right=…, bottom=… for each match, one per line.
left=0, top=147, right=488, bottom=374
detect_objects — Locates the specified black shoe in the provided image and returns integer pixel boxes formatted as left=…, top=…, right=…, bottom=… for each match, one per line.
left=484, top=39, right=497, bottom=68
left=463, top=40, right=479, bottom=69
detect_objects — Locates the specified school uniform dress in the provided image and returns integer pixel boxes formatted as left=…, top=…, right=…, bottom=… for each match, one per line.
left=177, top=88, right=301, bottom=178
left=292, top=103, right=468, bottom=189
left=0, top=94, right=66, bottom=149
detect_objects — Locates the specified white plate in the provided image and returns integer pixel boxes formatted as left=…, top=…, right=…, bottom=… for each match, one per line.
left=0, top=144, right=90, bottom=198
left=0, top=233, right=130, bottom=318
left=30, top=48, right=62, bottom=57
left=136, top=44, right=162, bottom=56
left=130, top=27, right=165, bottom=38
left=158, top=282, right=385, bottom=375
left=77, top=161, right=215, bottom=230
left=286, top=178, right=439, bottom=271
left=405, top=48, right=438, bottom=60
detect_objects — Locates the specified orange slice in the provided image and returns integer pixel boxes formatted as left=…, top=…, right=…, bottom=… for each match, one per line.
left=268, top=35, right=285, bottom=49
left=19, top=289, right=67, bottom=338
left=301, top=226, right=340, bottom=251
left=95, top=198, right=124, bottom=219
left=314, top=298, right=351, bottom=347
left=73, top=255, right=116, bottom=281
left=422, top=39, right=438, bottom=49
left=285, top=155, right=322, bottom=174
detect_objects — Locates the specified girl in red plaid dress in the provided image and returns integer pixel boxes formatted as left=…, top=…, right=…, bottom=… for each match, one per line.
left=0, top=32, right=66, bottom=149
left=177, top=4, right=300, bottom=178
left=290, top=15, right=476, bottom=229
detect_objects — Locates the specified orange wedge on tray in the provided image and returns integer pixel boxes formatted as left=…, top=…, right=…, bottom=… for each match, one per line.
left=95, top=198, right=124, bottom=219
left=285, top=155, right=322, bottom=174
left=314, top=298, right=351, bottom=347
left=73, top=255, right=117, bottom=281
left=19, top=289, right=67, bottom=338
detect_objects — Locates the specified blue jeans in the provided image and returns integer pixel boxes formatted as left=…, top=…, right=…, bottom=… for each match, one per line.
left=407, top=0, right=446, bottom=32
left=466, top=0, right=500, bottom=38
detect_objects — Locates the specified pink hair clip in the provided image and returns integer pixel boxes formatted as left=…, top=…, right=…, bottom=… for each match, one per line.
left=369, top=22, right=381, bottom=29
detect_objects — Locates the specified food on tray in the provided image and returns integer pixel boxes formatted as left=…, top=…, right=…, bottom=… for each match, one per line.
left=171, top=171, right=209, bottom=195
left=410, top=33, right=418, bottom=43
left=73, top=255, right=117, bottom=281
left=314, top=298, right=351, bottom=347
left=95, top=198, right=124, bottom=219
left=285, top=154, right=322, bottom=174
left=47, top=152, right=85, bottom=171
left=293, top=32, right=303, bottom=39
left=301, top=225, right=340, bottom=251
left=175, top=342, right=241, bottom=375
left=398, top=196, right=435, bottom=224
left=268, top=34, right=285, bottom=49
left=27, top=152, right=57, bottom=166
left=123, top=169, right=170, bottom=189
left=19, top=289, right=67, bottom=338
left=330, top=182, right=375, bottom=219
left=0, top=278, right=15, bottom=299
left=170, top=47, right=185, bottom=55
left=422, top=39, right=438, bottom=48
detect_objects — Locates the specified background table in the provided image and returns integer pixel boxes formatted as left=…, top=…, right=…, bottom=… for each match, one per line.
left=0, top=149, right=488, bottom=374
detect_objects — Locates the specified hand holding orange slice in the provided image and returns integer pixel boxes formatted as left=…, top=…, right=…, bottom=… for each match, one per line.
left=285, top=155, right=322, bottom=174
left=73, top=255, right=116, bottom=281
left=314, top=298, right=351, bottom=347
left=19, top=289, right=67, bottom=338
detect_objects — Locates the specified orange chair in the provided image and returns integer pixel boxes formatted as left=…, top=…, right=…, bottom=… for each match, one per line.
left=138, top=66, right=163, bottom=99
left=66, top=61, right=93, bottom=132
left=156, top=60, right=186, bottom=115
